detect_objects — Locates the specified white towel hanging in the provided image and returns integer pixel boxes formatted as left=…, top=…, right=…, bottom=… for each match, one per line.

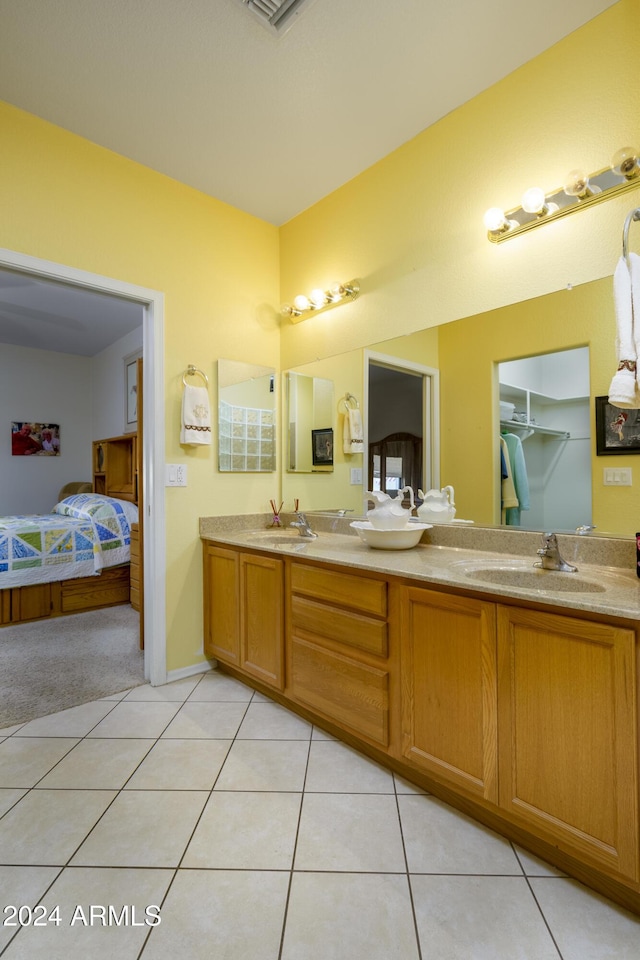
left=181, top=384, right=211, bottom=445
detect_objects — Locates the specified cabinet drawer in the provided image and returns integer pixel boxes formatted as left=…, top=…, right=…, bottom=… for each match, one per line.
left=290, top=635, right=389, bottom=746
left=291, top=595, right=388, bottom=657
left=291, top=562, right=387, bottom=616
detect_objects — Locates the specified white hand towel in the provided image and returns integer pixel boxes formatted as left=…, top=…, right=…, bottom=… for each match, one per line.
left=180, top=385, right=212, bottom=445
left=343, top=407, right=364, bottom=454
left=608, top=254, right=640, bottom=409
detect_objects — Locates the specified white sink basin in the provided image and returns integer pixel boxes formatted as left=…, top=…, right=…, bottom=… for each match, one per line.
left=247, top=530, right=313, bottom=546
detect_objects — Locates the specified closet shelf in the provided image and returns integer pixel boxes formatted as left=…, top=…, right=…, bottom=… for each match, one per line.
left=500, top=419, right=570, bottom=440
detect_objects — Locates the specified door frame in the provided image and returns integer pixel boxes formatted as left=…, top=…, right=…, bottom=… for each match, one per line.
left=364, top=350, right=440, bottom=496
left=0, top=247, right=167, bottom=686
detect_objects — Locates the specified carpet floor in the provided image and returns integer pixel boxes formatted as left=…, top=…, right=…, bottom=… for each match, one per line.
left=0, top=604, right=144, bottom=728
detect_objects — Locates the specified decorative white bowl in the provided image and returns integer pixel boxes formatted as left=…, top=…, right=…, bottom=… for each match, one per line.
left=350, top=520, right=431, bottom=550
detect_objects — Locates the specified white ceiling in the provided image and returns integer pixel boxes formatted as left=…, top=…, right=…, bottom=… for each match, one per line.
left=0, top=0, right=616, bottom=352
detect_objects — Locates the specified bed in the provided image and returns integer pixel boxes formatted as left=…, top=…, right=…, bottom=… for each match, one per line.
left=0, top=493, right=138, bottom=626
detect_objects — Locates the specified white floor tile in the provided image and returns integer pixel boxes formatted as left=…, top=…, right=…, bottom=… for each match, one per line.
left=411, top=875, right=559, bottom=960
left=513, top=844, right=566, bottom=877
left=124, top=738, right=232, bottom=790
left=214, top=739, right=309, bottom=791
left=14, top=701, right=115, bottom=738
left=294, top=793, right=406, bottom=872
left=123, top=677, right=201, bottom=701
left=0, top=866, right=172, bottom=960
left=304, top=740, right=394, bottom=793
left=282, top=872, right=420, bottom=960
left=183, top=791, right=302, bottom=869
left=160, top=701, right=248, bottom=739
left=236, top=701, right=312, bottom=739
left=0, top=790, right=116, bottom=865
left=530, top=877, right=640, bottom=959
left=36, top=738, right=153, bottom=789
left=187, top=670, right=254, bottom=701
left=70, top=790, right=208, bottom=868
left=86, top=701, right=181, bottom=739
left=0, top=788, right=28, bottom=817
left=141, top=869, right=289, bottom=960
left=399, top=794, right=522, bottom=874
left=393, top=773, right=428, bottom=794
left=0, top=866, right=62, bottom=952
left=0, top=738, right=80, bottom=788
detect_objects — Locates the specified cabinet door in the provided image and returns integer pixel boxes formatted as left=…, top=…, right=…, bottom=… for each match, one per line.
left=497, top=606, right=638, bottom=881
left=203, top=544, right=240, bottom=665
left=240, top=552, right=284, bottom=690
left=400, top=586, right=498, bottom=802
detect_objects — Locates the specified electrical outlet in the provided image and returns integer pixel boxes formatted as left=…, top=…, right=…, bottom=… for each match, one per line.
left=165, top=464, right=188, bottom=487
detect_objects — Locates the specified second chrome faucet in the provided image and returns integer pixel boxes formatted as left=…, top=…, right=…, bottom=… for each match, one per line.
left=535, top=532, right=578, bottom=573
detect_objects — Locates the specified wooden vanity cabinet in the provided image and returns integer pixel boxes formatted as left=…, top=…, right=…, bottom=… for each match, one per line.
left=399, top=584, right=639, bottom=882
left=203, top=543, right=284, bottom=690
left=399, top=585, right=498, bottom=802
left=286, top=562, right=393, bottom=749
left=497, top=605, right=638, bottom=881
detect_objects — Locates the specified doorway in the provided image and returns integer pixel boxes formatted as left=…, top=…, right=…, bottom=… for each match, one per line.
left=0, top=246, right=166, bottom=686
left=364, top=350, right=440, bottom=499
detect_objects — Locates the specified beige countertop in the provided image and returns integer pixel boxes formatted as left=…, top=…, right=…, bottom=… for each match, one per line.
left=200, top=513, right=640, bottom=621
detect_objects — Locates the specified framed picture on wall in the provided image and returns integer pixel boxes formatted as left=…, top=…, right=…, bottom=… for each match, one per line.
left=124, top=351, right=142, bottom=433
left=312, top=427, right=334, bottom=465
left=595, top=396, right=640, bottom=455
left=11, top=422, right=61, bottom=456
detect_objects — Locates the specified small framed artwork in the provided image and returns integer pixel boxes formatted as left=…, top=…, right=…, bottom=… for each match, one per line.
left=11, top=421, right=61, bottom=457
left=595, top=396, right=640, bottom=455
left=124, top=351, right=142, bottom=433
left=312, top=427, right=334, bottom=465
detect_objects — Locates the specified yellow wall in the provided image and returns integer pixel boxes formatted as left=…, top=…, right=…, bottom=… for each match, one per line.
left=0, top=101, right=280, bottom=672
left=280, top=0, right=640, bottom=370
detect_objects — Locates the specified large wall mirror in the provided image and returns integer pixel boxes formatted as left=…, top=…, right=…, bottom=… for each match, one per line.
left=281, top=275, right=637, bottom=537
left=218, top=358, right=276, bottom=472
left=285, top=371, right=334, bottom=473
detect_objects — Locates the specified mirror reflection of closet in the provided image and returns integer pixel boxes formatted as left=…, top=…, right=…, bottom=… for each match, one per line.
left=286, top=371, right=334, bottom=473
left=217, top=359, right=276, bottom=472
left=498, top=346, right=591, bottom=530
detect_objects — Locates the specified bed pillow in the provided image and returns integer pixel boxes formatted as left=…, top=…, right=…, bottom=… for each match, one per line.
left=53, top=493, right=139, bottom=524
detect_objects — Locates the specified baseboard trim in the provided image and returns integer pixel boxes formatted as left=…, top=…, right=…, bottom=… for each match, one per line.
left=164, top=660, right=216, bottom=684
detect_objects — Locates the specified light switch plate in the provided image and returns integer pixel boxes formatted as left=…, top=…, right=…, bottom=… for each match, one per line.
left=603, top=467, right=632, bottom=486
left=350, top=467, right=363, bottom=485
left=166, top=464, right=187, bottom=486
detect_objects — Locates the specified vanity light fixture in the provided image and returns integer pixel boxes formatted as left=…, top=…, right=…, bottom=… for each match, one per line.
left=281, top=279, right=360, bottom=322
left=484, top=145, right=640, bottom=243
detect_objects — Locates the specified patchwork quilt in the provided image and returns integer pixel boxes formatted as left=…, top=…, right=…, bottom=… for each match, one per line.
left=0, top=494, right=135, bottom=588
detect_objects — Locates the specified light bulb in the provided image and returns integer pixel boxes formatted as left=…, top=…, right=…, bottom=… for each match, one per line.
left=611, top=146, right=640, bottom=179
left=293, top=294, right=310, bottom=312
left=483, top=207, right=508, bottom=232
left=281, top=303, right=293, bottom=317
left=328, top=282, right=345, bottom=301
left=309, top=288, right=327, bottom=309
left=521, top=187, right=547, bottom=215
left=563, top=169, right=602, bottom=199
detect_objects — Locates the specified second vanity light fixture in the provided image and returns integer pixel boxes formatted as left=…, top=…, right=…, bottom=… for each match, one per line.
left=484, top=146, right=640, bottom=243
left=281, top=279, right=360, bottom=322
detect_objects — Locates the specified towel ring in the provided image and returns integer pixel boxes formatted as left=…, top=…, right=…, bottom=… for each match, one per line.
left=622, top=207, right=640, bottom=266
left=341, top=392, right=359, bottom=413
left=182, top=364, right=209, bottom=387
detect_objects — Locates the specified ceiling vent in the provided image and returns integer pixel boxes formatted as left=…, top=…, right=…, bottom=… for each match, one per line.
left=239, top=0, right=315, bottom=35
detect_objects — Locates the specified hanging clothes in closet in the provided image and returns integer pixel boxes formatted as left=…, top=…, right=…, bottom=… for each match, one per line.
left=500, top=432, right=530, bottom=525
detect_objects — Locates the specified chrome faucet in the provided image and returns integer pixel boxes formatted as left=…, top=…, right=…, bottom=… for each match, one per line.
left=535, top=532, right=578, bottom=572
left=290, top=512, right=318, bottom=539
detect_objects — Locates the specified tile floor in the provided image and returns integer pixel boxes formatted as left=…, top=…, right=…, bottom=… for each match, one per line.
left=1, top=668, right=639, bottom=959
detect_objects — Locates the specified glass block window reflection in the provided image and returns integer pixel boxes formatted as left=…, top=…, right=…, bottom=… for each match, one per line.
left=218, top=400, right=275, bottom=472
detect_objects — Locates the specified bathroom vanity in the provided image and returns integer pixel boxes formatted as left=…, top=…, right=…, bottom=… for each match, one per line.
left=200, top=515, right=640, bottom=914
